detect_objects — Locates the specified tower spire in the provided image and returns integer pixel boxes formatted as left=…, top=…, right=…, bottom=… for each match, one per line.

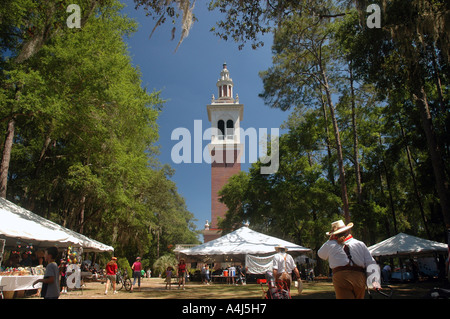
left=215, top=62, right=234, bottom=101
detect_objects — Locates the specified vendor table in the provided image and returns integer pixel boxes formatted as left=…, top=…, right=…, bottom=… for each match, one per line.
left=0, top=275, right=43, bottom=291
left=211, top=275, right=238, bottom=283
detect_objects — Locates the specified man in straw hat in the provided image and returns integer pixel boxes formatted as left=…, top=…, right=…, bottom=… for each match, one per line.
left=318, top=220, right=379, bottom=299
left=272, top=244, right=302, bottom=292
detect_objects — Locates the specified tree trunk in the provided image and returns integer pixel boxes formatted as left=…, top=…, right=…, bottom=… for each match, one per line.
left=429, top=43, right=449, bottom=158
left=322, top=71, right=350, bottom=223
left=0, top=118, right=15, bottom=198
left=349, top=65, right=362, bottom=204
left=79, top=195, right=86, bottom=234
left=406, top=38, right=450, bottom=233
left=320, top=94, right=335, bottom=186
left=378, top=165, right=396, bottom=235
left=413, top=84, right=450, bottom=229
left=398, top=115, right=431, bottom=239
left=27, top=134, right=53, bottom=211
left=377, top=136, right=398, bottom=234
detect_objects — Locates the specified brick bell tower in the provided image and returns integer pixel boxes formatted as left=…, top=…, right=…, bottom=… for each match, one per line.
left=203, top=63, right=243, bottom=243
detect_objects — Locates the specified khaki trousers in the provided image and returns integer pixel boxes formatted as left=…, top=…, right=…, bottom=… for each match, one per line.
left=332, top=270, right=366, bottom=299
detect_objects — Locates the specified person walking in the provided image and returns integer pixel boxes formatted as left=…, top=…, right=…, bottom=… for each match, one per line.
left=165, top=266, right=173, bottom=289
left=177, top=258, right=187, bottom=290
left=104, top=257, right=118, bottom=295
left=201, top=265, right=207, bottom=284
left=205, top=265, right=210, bottom=285
left=131, top=257, right=142, bottom=292
left=381, top=264, right=392, bottom=284
left=32, top=247, right=60, bottom=299
left=236, top=265, right=245, bottom=285
left=318, top=220, right=380, bottom=299
left=272, top=244, right=302, bottom=292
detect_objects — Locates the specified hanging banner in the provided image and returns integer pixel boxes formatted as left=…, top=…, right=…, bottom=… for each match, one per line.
left=245, top=254, right=275, bottom=274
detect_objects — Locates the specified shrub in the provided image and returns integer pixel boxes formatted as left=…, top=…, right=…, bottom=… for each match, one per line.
left=153, top=255, right=177, bottom=277
left=118, top=257, right=132, bottom=278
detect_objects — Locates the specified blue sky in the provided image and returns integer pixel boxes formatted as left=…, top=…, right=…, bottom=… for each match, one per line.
left=121, top=1, right=292, bottom=240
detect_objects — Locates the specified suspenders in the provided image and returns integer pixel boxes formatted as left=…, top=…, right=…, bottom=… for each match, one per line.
left=344, top=244, right=354, bottom=266
left=332, top=243, right=365, bottom=274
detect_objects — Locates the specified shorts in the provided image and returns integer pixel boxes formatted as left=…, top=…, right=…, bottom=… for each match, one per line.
left=106, top=274, right=116, bottom=282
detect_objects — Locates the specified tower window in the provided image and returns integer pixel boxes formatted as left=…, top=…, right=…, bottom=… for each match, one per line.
left=218, top=120, right=225, bottom=137
left=226, top=120, right=234, bottom=139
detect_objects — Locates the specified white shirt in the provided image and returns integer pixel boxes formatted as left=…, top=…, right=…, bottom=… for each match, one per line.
left=272, top=252, right=296, bottom=274
left=318, top=237, right=376, bottom=269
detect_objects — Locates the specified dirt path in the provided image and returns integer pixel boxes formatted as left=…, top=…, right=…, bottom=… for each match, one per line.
left=57, top=277, right=265, bottom=299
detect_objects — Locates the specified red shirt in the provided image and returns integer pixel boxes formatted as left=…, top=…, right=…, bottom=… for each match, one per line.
left=132, top=261, right=142, bottom=272
left=178, top=263, right=186, bottom=274
left=105, top=262, right=118, bottom=275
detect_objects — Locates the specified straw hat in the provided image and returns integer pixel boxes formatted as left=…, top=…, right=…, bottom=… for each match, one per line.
left=111, top=257, right=117, bottom=260
left=326, top=220, right=353, bottom=236
left=275, top=244, right=288, bottom=252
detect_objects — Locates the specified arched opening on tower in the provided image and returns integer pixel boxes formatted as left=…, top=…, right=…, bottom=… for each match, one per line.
left=226, top=120, right=234, bottom=140
left=218, top=120, right=225, bottom=139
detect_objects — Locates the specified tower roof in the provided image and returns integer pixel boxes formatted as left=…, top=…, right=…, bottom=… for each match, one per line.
left=217, top=62, right=233, bottom=86
left=212, top=63, right=238, bottom=104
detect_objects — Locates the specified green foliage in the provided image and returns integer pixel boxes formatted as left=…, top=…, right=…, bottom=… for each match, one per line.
left=1, top=0, right=199, bottom=265
left=118, top=257, right=133, bottom=278
left=153, top=254, right=178, bottom=277
left=217, top=0, right=449, bottom=250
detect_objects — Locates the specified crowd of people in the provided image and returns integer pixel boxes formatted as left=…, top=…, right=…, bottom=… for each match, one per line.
left=5, top=220, right=394, bottom=299
left=4, top=250, right=46, bottom=268
left=98, top=220, right=386, bottom=300
left=198, top=264, right=247, bottom=285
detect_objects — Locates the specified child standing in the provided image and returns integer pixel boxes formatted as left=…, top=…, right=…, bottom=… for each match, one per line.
left=59, top=259, right=67, bottom=294
left=165, top=266, right=173, bottom=289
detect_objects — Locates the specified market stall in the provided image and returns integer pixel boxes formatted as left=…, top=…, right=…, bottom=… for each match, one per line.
left=0, top=197, right=114, bottom=252
left=0, top=266, right=44, bottom=290
left=368, top=233, right=448, bottom=257
left=179, top=226, right=311, bottom=268
left=0, top=198, right=113, bottom=298
left=368, top=233, right=448, bottom=281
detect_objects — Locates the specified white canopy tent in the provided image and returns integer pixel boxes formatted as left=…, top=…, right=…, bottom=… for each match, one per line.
left=0, top=197, right=113, bottom=253
left=368, top=233, right=448, bottom=257
left=179, top=226, right=311, bottom=265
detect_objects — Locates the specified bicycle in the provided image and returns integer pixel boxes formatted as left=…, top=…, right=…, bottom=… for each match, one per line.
left=116, top=269, right=132, bottom=291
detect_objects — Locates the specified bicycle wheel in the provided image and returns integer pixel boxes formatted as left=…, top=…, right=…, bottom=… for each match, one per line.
left=116, top=277, right=124, bottom=291
left=124, top=278, right=132, bottom=291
